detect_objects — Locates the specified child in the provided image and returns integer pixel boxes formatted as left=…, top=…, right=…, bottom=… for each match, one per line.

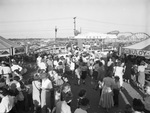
left=77, top=89, right=87, bottom=108
left=74, top=98, right=90, bottom=113
left=113, top=76, right=120, bottom=107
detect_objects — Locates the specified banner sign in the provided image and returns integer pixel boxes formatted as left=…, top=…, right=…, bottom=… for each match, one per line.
left=14, top=47, right=25, bottom=55
left=122, top=48, right=150, bottom=57
left=0, top=49, right=10, bottom=57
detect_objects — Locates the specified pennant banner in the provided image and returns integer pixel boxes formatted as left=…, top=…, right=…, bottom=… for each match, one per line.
left=0, top=49, right=11, bottom=57
left=14, top=47, right=26, bottom=55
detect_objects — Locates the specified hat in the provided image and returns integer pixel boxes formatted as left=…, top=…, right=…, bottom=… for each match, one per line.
left=140, top=61, right=145, bottom=65
left=33, top=73, right=40, bottom=80
left=38, top=69, right=47, bottom=79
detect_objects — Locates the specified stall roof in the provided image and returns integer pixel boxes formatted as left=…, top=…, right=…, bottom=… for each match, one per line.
left=123, top=38, right=150, bottom=50
left=0, top=36, right=21, bottom=49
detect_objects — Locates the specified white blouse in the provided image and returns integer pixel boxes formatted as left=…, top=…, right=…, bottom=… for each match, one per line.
left=138, top=65, right=147, bottom=72
left=41, top=78, right=53, bottom=89
left=0, top=95, right=15, bottom=113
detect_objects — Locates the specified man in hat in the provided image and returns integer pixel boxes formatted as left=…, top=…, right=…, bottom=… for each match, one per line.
left=39, top=69, right=53, bottom=113
left=32, top=73, right=41, bottom=113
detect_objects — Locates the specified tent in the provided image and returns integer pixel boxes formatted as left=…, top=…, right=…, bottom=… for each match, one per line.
left=0, top=36, right=25, bottom=57
left=74, top=32, right=117, bottom=49
left=74, top=32, right=117, bottom=39
left=121, top=38, right=150, bottom=57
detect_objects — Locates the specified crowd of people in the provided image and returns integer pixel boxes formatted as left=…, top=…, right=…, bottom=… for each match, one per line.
left=0, top=47, right=150, bottom=113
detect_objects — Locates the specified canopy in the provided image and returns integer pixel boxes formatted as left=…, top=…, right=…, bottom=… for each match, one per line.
left=0, top=36, right=25, bottom=57
left=122, top=38, right=150, bottom=57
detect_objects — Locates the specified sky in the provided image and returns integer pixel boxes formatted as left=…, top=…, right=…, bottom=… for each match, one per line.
left=0, top=0, right=150, bottom=39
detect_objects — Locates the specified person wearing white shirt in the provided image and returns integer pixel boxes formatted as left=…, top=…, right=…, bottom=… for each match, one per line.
left=1, top=61, right=11, bottom=76
left=11, top=64, right=22, bottom=72
left=54, top=60, right=59, bottom=69
left=143, top=85, right=150, bottom=112
left=75, top=66, right=81, bottom=85
left=114, top=62, right=124, bottom=87
left=40, top=69, right=53, bottom=113
left=100, top=58, right=105, bottom=66
left=39, top=62, right=47, bottom=70
left=138, top=61, right=148, bottom=89
left=56, top=85, right=72, bottom=113
left=56, top=100, right=71, bottom=113
left=32, top=73, right=41, bottom=113
left=37, top=55, right=42, bottom=68
left=107, top=58, right=113, bottom=67
left=0, top=65, right=2, bottom=75
left=0, top=89, right=15, bottom=113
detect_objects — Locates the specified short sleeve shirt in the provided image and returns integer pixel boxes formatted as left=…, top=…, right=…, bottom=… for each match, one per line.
left=41, top=78, right=53, bottom=89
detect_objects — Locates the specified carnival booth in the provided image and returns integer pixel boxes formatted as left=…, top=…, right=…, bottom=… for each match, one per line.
left=121, top=38, right=150, bottom=58
left=121, top=38, right=150, bottom=82
left=74, top=32, right=117, bottom=50
left=0, top=36, right=26, bottom=57
left=0, top=40, right=12, bottom=57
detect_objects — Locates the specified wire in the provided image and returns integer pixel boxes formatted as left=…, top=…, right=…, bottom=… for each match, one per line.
left=0, top=29, right=54, bottom=33
left=78, top=17, right=149, bottom=28
left=0, top=17, right=73, bottom=24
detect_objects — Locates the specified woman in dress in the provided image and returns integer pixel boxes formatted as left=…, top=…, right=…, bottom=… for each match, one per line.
left=81, top=62, right=88, bottom=84
left=143, top=85, right=150, bottom=113
left=99, top=71, right=115, bottom=112
left=75, top=65, right=82, bottom=85
left=138, top=61, right=148, bottom=89
left=123, top=57, right=132, bottom=83
left=114, top=61, right=124, bottom=88
left=32, top=73, right=41, bottom=113
left=106, top=58, right=114, bottom=76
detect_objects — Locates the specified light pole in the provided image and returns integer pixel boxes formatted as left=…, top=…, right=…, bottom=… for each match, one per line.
left=55, top=26, right=57, bottom=38
left=73, top=17, right=76, bottom=36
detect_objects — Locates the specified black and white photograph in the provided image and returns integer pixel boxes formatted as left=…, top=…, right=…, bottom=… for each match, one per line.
left=0, top=0, right=150, bottom=113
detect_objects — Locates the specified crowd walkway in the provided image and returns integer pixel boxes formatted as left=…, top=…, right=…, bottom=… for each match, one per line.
left=22, top=64, right=148, bottom=113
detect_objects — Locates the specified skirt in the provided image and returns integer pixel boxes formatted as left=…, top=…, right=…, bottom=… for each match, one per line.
left=99, top=86, right=114, bottom=108
left=138, top=72, right=145, bottom=86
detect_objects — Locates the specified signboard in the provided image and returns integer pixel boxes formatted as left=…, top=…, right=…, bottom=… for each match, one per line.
left=14, top=47, right=25, bottom=55
left=0, top=49, right=11, bottom=57
left=122, top=48, right=150, bottom=57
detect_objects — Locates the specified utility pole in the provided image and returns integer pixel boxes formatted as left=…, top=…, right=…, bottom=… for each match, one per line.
left=73, top=17, right=76, bottom=36
left=55, top=26, right=57, bottom=39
